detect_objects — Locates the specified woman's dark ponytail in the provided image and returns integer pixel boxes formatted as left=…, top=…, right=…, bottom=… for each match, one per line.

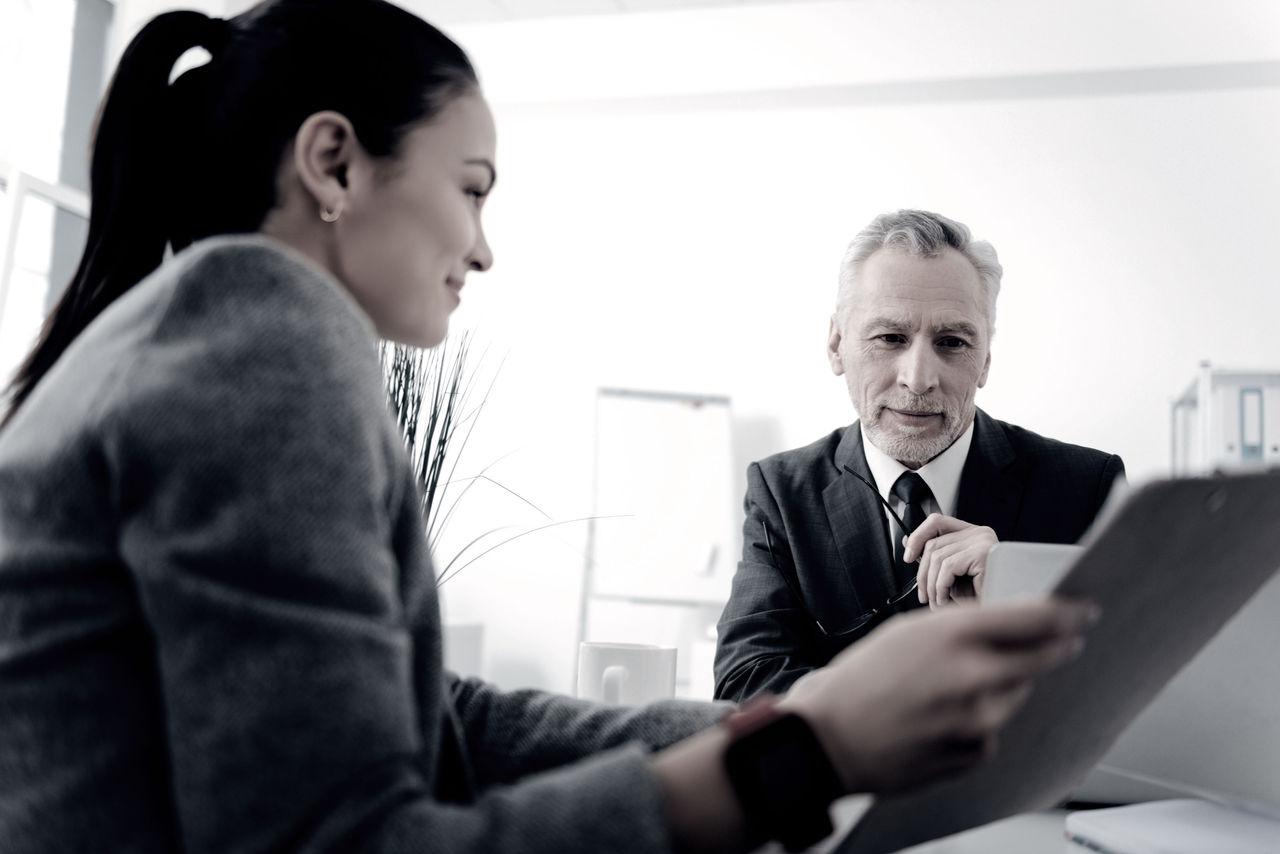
left=1, top=0, right=476, bottom=429
left=1, top=12, right=228, bottom=426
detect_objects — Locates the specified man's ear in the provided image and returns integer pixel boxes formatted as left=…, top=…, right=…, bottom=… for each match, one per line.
left=291, top=110, right=359, bottom=218
left=977, top=349, right=992, bottom=388
left=827, top=314, right=845, bottom=376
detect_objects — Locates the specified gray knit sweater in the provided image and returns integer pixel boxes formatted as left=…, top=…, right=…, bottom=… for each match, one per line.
left=0, top=235, right=724, bottom=853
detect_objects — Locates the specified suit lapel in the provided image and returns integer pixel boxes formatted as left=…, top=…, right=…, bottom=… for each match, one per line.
left=824, top=424, right=899, bottom=607
left=955, top=409, right=1024, bottom=538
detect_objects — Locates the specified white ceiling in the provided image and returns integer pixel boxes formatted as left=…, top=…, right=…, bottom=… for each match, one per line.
left=401, top=0, right=826, bottom=25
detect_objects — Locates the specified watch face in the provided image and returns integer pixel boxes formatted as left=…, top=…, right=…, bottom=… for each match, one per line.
left=752, top=716, right=826, bottom=779
left=725, top=713, right=842, bottom=851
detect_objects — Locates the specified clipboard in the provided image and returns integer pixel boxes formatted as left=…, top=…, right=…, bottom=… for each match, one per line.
left=829, top=469, right=1280, bottom=854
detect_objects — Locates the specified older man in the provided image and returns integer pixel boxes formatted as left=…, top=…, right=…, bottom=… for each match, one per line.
left=714, top=210, right=1124, bottom=703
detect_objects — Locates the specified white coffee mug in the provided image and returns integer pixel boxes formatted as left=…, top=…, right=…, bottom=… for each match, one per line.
left=576, top=642, right=677, bottom=705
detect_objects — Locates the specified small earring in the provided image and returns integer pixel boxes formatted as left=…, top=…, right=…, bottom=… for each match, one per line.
left=319, top=204, right=342, bottom=223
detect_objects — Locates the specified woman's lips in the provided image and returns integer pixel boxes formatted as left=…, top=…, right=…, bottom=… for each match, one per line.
left=445, top=278, right=464, bottom=304
left=438, top=280, right=461, bottom=313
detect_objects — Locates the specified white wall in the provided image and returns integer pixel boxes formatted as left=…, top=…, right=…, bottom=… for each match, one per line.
left=434, top=0, right=1280, bottom=693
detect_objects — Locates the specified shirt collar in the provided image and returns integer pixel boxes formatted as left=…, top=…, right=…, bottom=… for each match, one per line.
left=859, top=419, right=976, bottom=516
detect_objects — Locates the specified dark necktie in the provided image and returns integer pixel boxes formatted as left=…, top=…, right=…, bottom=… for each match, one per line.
left=891, top=471, right=934, bottom=587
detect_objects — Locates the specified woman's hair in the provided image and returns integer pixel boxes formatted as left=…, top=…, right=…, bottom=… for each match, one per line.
left=2, top=0, right=476, bottom=426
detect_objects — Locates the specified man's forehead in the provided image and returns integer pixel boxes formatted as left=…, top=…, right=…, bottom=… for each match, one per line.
left=846, top=249, right=989, bottom=328
left=845, top=283, right=988, bottom=322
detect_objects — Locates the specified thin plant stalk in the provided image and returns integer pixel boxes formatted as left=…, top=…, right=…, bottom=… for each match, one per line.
left=435, top=515, right=630, bottom=587
left=381, top=335, right=607, bottom=587
left=426, top=351, right=506, bottom=543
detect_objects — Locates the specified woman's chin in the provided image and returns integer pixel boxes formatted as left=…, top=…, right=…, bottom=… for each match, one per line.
left=384, top=322, right=447, bottom=350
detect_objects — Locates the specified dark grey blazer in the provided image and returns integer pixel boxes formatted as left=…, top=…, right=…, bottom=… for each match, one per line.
left=713, top=410, right=1125, bottom=703
left=0, top=236, right=722, bottom=853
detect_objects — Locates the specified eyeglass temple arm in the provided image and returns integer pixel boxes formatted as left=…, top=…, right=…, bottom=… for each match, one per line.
left=842, top=465, right=924, bottom=602
left=841, top=465, right=911, bottom=535
left=750, top=520, right=834, bottom=637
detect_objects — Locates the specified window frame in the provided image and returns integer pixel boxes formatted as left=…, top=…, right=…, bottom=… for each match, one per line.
left=0, top=159, right=90, bottom=341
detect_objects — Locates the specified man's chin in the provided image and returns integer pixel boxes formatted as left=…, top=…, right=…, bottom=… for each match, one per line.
left=867, top=423, right=954, bottom=465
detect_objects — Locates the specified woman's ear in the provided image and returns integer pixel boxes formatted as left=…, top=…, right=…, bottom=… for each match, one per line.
left=292, top=110, right=359, bottom=220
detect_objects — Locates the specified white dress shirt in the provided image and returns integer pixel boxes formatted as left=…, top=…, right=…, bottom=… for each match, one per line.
left=860, top=420, right=976, bottom=542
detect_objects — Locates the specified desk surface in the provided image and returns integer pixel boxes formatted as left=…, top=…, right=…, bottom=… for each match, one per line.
left=791, top=800, right=1068, bottom=854
left=894, top=810, right=1066, bottom=853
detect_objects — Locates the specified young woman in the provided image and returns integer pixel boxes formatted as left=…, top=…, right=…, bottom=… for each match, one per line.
left=0, top=2, right=1094, bottom=851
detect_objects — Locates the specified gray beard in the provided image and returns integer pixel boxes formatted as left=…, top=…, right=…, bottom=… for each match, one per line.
left=863, top=399, right=966, bottom=466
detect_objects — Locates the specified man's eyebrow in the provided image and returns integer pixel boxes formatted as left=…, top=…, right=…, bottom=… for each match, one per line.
left=933, top=321, right=980, bottom=339
left=861, top=316, right=914, bottom=333
left=466, top=158, right=497, bottom=191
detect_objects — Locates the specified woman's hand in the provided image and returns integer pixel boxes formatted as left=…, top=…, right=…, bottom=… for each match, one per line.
left=780, top=597, right=1096, bottom=794
left=650, top=597, right=1095, bottom=854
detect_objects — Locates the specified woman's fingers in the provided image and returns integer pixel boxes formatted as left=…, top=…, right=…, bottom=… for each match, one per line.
left=788, top=598, right=1098, bottom=796
left=955, top=597, right=1100, bottom=648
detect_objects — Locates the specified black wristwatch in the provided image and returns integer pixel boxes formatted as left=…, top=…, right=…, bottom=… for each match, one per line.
left=722, top=695, right=844, bottom=852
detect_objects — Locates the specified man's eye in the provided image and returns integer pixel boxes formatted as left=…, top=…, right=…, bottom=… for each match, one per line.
left=937, top=337, right=969, bottom=349
left=876, top=334, right=907, bottom=345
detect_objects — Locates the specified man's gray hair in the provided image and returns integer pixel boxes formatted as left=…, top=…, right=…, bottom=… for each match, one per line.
left=836, top=209, right=1003, bottom=336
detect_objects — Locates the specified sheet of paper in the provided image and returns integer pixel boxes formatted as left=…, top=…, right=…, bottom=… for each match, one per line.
left=831, top=469, right=1280, bottom=854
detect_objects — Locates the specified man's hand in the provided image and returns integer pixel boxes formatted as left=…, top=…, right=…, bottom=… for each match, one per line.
left=779, top=598, right=1097, bottom=794
left=903, top=513, right=999, bottom=609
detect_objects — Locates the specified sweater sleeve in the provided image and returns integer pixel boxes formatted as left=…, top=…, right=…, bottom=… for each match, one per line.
left=99, top=241, right=700, bottom=854
left=447, top=673, right=728, bottom=788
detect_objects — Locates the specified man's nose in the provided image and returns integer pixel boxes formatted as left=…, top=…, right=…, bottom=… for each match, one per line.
left=898, top=340, right=939, bottom=395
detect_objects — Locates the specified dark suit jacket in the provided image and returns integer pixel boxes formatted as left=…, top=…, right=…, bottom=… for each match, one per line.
left=713, top=409, right=1125, bottom=702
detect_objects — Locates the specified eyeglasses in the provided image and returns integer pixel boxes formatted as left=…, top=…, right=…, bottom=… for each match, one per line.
left=751, top=467, right=920, bottom=639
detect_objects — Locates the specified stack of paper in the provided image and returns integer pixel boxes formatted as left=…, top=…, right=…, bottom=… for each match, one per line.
left=1065, top=799, right=1280, bottom=853
left=832, top=470, right=1280, bottom=854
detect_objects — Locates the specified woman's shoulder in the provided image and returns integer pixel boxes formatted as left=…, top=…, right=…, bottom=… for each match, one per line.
left=6, top=232, right=393, bottom=474
left=94, top=234, right=387, bottom=445
left=111, top=235, right=379, bottom=394
left=156, top=234, right=376, bottom=342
